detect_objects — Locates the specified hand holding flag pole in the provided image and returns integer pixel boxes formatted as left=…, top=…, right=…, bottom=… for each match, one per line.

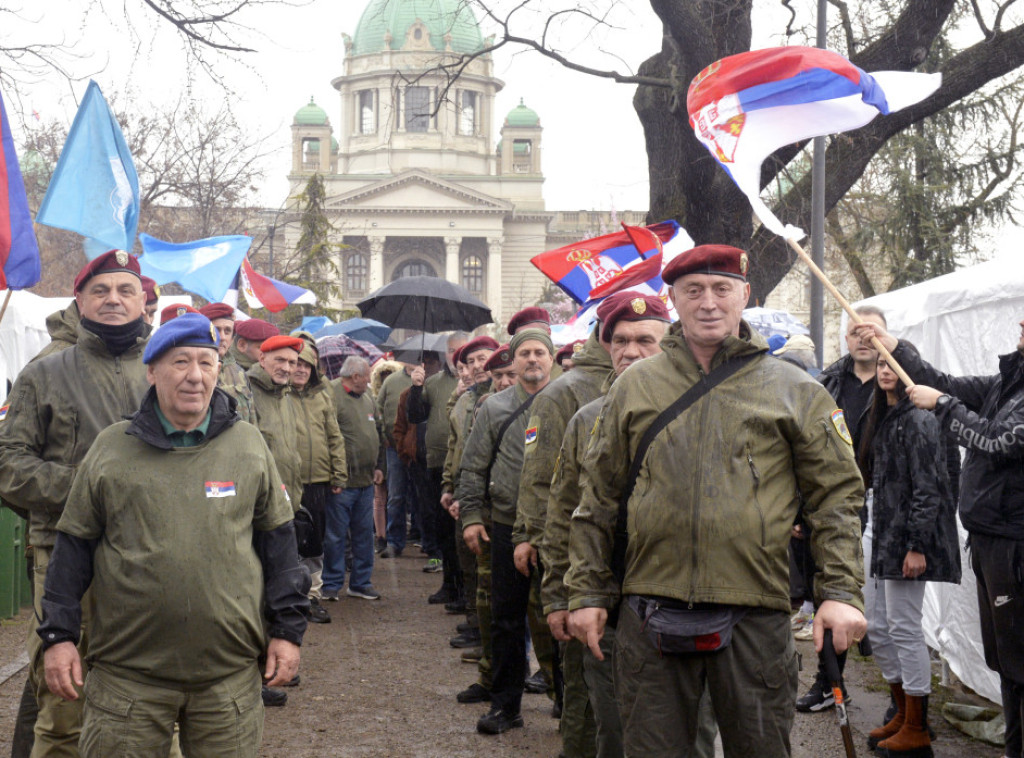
left=687, top=45, right=942, bottom=386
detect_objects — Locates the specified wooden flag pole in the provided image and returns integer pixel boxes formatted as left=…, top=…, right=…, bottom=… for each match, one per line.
left=784, top=237, right=915, bottom=387
left=0, top=289, right=12, bottom=329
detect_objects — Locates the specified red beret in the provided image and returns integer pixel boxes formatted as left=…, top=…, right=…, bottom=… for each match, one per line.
left=555, top=339, right=585, bottom=363
left=507, top=307, right=551, bottom=336
left=460, top=336, right=500, bottom=362
left=483, top=344, right=513, bottom=372
left=600, top=294, right=671, bottom=342
left=141, top=276, right=159, bottom=304
left=160, top=303, right=200, bottom=324
left=661, top=244, right=749, bottom=285
left=261, top=335, right=304, bottom=354
left=73, top=250, right=142, bottom=293
left=234, top=318, right=279, bottom=342
left=595, top=291, right=634, bottom=324
left=199, top=303, right=234, bottom=321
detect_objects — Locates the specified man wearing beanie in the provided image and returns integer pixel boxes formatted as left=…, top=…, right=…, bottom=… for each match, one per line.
left=566, top=245, right=866, bottom=757
left=457, top=328, right=556, bottom=735
left=0, top=250, right=153, bottom=756
left=220, top=317, right=277, bottom=424
left=36, top=313, right=307, bottom=757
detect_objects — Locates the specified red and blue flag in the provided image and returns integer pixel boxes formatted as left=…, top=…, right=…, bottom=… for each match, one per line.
left=0, top=89, right=41, bottom=290
left=687, top=46, right=942, bottom=238
left=239, top=257, right=317, bottom=313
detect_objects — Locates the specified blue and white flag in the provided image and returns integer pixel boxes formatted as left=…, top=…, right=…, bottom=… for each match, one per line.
left=139, top=233, right=251, bottom=304
left=36, top=81, right=140, bottom=259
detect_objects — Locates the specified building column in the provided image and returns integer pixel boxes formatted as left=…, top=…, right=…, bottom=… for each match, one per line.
left=369, top=236, right=385, bottom=291
left=486, top=237, right=503, bottom=324
left=444, top=236, right=461, bottom=285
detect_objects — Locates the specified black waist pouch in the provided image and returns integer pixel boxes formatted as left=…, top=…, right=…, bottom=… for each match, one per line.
left=294, top=507, right=322, bottom=558
left=628, top=596, right=748, bottom=655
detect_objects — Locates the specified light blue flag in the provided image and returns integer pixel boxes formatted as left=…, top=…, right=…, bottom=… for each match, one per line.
left=36, top=81, right=140, bottom=259
left=139, top=233, right=251, bottom=303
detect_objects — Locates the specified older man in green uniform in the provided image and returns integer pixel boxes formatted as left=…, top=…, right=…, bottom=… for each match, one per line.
left=566, top=245, right=866, bottom=758
left=0, top=250, right=153, bottom=758
left=36, top=312, right=307, bottom=758
left=218, top=317, right=276, bottom=424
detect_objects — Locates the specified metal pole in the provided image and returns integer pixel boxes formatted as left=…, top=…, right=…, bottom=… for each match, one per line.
left=810, top=0, right=827, bottom=369
left=267, top=224, right=275, bottom=279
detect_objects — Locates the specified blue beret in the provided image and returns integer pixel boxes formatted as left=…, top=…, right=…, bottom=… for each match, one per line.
left=144, top=313, right=220, bottom=364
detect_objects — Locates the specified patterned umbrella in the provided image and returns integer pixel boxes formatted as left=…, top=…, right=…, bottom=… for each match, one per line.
left=316, top=334, right=384, bottom=380
left=313, top=317, right=392, bottom=345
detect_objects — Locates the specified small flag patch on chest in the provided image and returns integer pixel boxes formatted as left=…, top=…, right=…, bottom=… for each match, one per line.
left=830, top=409, right=853, bottom=446
left=205, top=481, right=236, bottom=498
left=367, top=413, right=375, bottom=422
left=525, top=426, right=538, bottom=445
left=0, top=405, right=8, bottom=421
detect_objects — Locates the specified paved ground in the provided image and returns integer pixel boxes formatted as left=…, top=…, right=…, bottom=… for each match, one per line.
left=0, top=548, right=1007, bottom=756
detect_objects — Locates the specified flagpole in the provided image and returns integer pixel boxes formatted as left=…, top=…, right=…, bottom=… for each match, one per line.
left=0, top=289, right=12, bottom=328
left=785, top=237, right=914, bottom=387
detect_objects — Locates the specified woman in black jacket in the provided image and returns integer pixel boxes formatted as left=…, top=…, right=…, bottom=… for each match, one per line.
left=857, top=357, right=961, bottom=757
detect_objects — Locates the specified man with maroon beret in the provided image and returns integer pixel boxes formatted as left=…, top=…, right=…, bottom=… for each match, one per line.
left=566, top=244, right=866, bottom=757
left=199, top=303, right=235, bottom=359
left=219, top=318, right=277, bottom=425
left=0, top=249, right=153, bottom=755
left=554, top=340, right=585, bottom=372
left=159, top=303, right=200, bottom=324
left=506, top=306, right=551, bottom=336
left=141, top=276, right=159, bottom=324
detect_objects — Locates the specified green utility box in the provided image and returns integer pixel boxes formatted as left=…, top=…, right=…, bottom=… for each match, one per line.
left=0, top=508, right=32, bottom=619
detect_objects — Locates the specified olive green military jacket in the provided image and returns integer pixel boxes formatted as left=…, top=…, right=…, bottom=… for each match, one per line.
left=247, top=364, right=303, bottom=510
left=376, top=368, right=413, bottom=447
left=565, top=323, right=865, bottom=614
left=32, top=301, right=81, bottom=363
left=0, top=324, right=151, bottom=548
left=513, top=330, right=612, bottom=547
left=407, top=366, right=459, bottom=469
left=331, top=379, right=385, bottom=489
left=541, top=394, right=604, bottom=615
left=456, top=383, right=534, bottom=529
left=218, top=348, right=256, bottom=424
left=441, top=380, right=490, bottom=496
left=293, top=371, right=347, bottom=488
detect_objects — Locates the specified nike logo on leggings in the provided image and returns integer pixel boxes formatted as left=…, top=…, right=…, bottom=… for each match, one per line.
left=994, top=595, right=1013, bottom=607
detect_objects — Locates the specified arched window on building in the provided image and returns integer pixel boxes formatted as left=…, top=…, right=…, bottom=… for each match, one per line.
left=346, top=253, right=368, bottom=293
left=405, top=87, right=430, bottom=132
left=459, top=91, right=478, bottom=136
left=358, top=90, right=375, bottom=134
left=392, top=259, right=437, bottom=280
left=461, top=255, right=483, bottom=293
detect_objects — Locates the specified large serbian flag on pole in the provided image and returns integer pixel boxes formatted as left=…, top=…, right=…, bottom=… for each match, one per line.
left=687, top=46, right=941, bottom=239
left=0, top=88, right=41, bottom=290
left=239, top=257, right=316, bottom=313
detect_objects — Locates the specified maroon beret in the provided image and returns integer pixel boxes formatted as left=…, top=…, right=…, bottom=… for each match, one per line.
left=460, top=336, right=500, bottom=362
left=140, top=276, right=159, bottom=304
left=73, top=250, right=142, bottom=293
left=234, top=318, right=279, bottom=342
left=507, top=306, right=551, bottom=336
left=555, top=339, right=585, bottom=363
left=199, top=303, right=234, bottom=321
left=594, top=291, right=634, bottom=325
left=261, top=335, right=304, bottom=354
left=661, top=244, right=749, bottom=285
left=600, top=294, right=672, bottom=342
left=483, top=344, right=513, bottom=372
left=160, top=303, right=200, bottom=324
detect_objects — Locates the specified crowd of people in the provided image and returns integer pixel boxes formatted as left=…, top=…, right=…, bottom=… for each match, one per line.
left=0, top=242, right=1022, bottom=758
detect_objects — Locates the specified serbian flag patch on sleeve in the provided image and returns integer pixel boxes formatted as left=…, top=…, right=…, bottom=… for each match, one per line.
left=205, top=481, right=236, bottom=498
left=0, top=404, right=9, bottom=421
left=524, top=426, right=538, bottom=445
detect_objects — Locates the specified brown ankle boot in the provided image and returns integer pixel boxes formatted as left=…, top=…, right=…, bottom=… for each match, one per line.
left=868, top=683, right=905, bottom=750
left=878, top=694, right=933, bottom=757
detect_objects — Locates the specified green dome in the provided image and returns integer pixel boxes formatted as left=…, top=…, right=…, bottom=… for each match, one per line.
left=504, top=98, right=539, bottom=127
left=331, top=136, right=339, bottom=154
left=352, top=0, right=484, bottom=55
left=294, top=97, right=329, bottom=126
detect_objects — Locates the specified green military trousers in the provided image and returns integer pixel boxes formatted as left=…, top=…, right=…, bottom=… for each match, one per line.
left=614, top=602, right=797, bottom=758
left=475, top=537, right=494, bottom=689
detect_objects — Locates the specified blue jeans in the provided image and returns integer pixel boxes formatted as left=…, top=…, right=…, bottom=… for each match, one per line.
left=323, top=485, right=375, bottom=592
left=385, top=448, right=412, bottom=551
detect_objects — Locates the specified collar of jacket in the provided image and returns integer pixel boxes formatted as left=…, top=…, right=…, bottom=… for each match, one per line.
left=821, top=352, right=855, bottom=381
left=471, top=379, right=492, bottom=396
left=125, top=386, right=239, bottom=450
left=229, top=342, right=255, bottom=370
left=75, top=319, right=150, bottom=358
left=572, top=328, right=613, bottom=372
left=661, top=319, right=767, bottom=375
left=999, top=349, right=1024, bottom=385
left=247, top=363, right=291, bottom=395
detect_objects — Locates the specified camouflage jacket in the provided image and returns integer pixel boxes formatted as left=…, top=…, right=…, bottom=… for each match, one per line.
left=456, top=383, right=534, bottom=529
left=218, top=349, right=257, bottom=425
left=565, top=322, right=865, bottom=614
left=441, top=380, right=490, bottom=495
left=247, top=364, right=303, bottom=510
left=513, top=330, right=611, bottom=546
left=32, top=302, right=81, bottom=362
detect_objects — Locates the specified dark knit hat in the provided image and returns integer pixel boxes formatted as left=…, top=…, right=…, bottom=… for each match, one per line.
left=73, top=250, right=141, bottom=293
left=661, top=244, right=749, bottom=285
left=510, top=327, right=554, bottom=357
left=143, top=313, right=219, bottom=364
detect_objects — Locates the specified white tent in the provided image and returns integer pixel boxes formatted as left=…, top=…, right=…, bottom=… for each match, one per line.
left=0, top=290, right=74, bottom=399
left=845, top=250, right=1024, bottom=704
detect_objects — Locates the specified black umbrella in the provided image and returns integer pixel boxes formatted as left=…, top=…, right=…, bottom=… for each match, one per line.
left=356, top=276, right=493, bottom=334
left=389, top=332, right=450, bottom=363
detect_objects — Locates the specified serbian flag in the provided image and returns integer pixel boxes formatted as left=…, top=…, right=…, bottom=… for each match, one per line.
left=239, top=257, right=316, bottom=313
left=531, top=220, right=692, bottom=305
left=0, top=88, right=41, bottom=290
left=687, top=46, right=942, bottom=239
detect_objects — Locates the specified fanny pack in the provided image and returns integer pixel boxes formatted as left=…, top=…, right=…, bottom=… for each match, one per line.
left=628, top=596, right=748, bottom=655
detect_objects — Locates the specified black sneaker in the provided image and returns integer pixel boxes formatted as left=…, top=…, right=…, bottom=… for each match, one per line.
left=449, top=629, right=482, bottom=648
left=445, top=599, right=468, bottom=614
left=282, top=674, right=300, bottom=687
left=262, top=686, right=287, bottom=707
left=795, top=675, right=848, bottom=713
left=456, top=683, right=492, bottom=703
left=524, top=669, right=549, bottom=694
left=456, top=621, right=476, bottom=634
left=308, top=598, right=331, bottom=624
left=477, top=708, right=524, bottom=735
left=428, top=587, right=457, bottom=605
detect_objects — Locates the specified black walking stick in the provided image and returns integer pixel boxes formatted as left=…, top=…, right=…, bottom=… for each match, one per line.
left=822, top=629, right=858, bottom=758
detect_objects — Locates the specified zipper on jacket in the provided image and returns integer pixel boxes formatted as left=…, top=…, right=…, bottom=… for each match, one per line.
left=746, top=444, right=767, bottom=547
left=821, top=420, right=844, bottom=461
left=690, top=373, right=711, bottom=605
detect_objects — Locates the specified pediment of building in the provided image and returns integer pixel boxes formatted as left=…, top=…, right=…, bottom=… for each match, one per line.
left=325, top=169, right=513, bottom=214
